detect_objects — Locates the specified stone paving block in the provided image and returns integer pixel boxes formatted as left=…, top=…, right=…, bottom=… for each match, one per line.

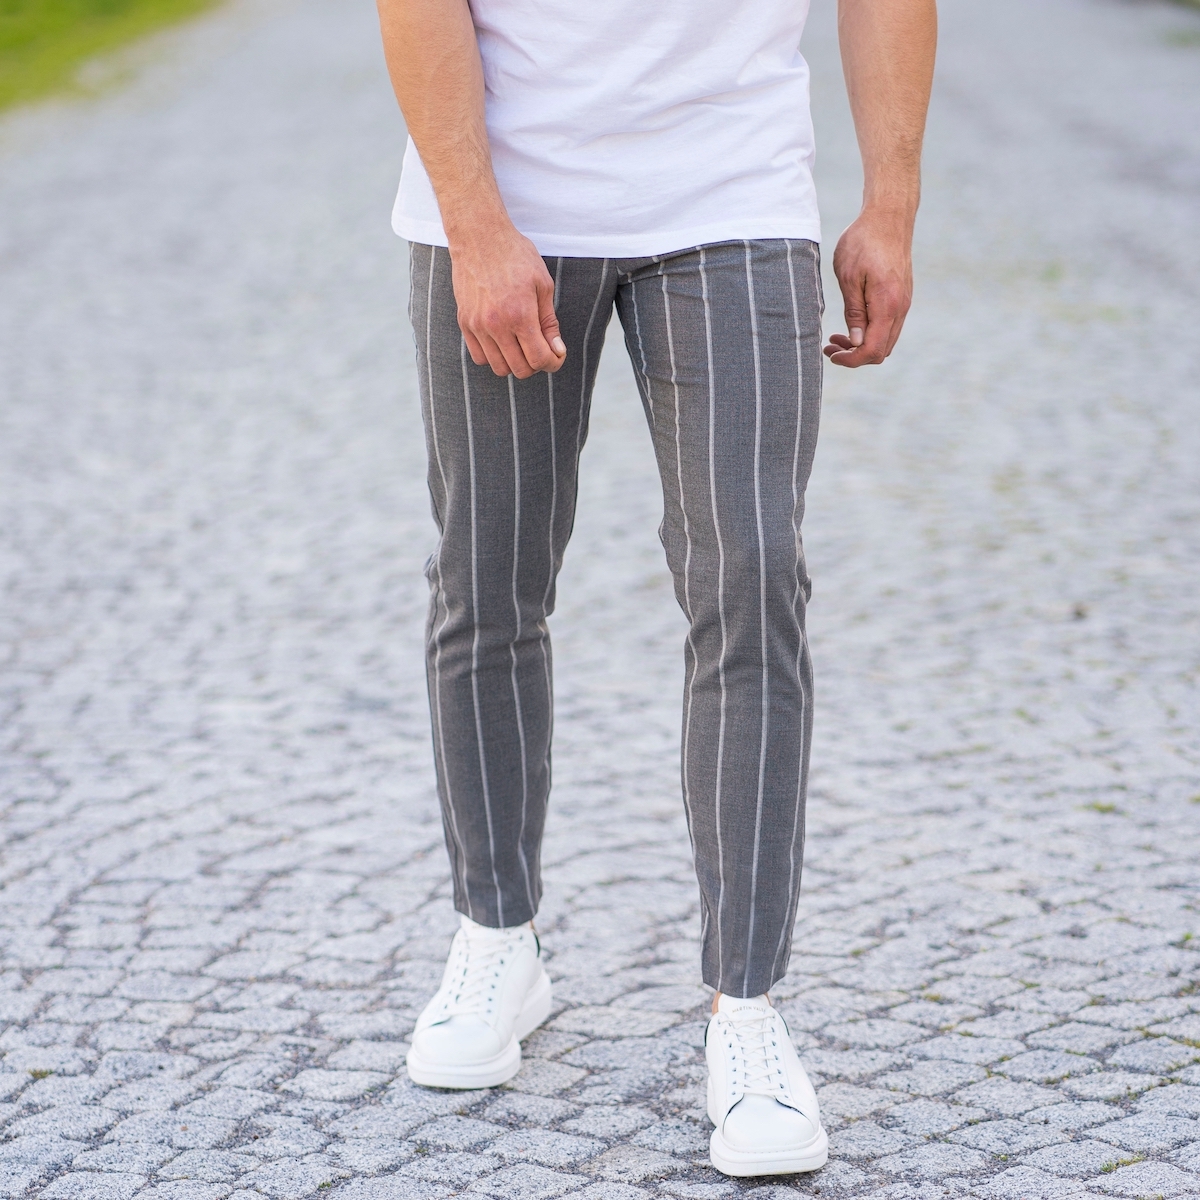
left=1023, top=1102, right=1121, bottom=1131
left=827, top=1122, right=915, bottom=1160
left=1024, top=1140, right=1131, bottom=1177
left=817, top=1083, right=901, bottom=1119
left=138, top=1185, right=233, bottom=1200
left=490, top=1128, right=605, bottom=1167
left=407, top=1151, right=504, bottom=1186
left=1107, top=1036, right=1200, bottom=1074
left=333, top=1173, right=452, bottom=1199
left=1026, top=1023, right=1137, bottom=1055
left=954, top=1077, right=1064, bottom=1116
left=469, top=1162, right=590, bottom=1197
left=571, top=1184, right=650, bottom=1199
left=484, top=1091, right=580, bottom=1126
left=953, top=1011, right=1058, bottom=1040
left=1148, top=1014, right=1200, bottom=1042
left=1008, top=1050, right=1103, bottom=1087
left=502, top=1059, right=589, bottom=1096
left=970, top=1164, right=1087, bottom=1198
left=586, top=1146, right=687, bottom=1182
left=549, top=1007, right=679, bottom=1038
left=875, top=1060, right=987, bottom=1097
left=560, top=1104, right=658, bottom=1138
left=910, top=1035, right=1026, bottom=1066
left=6, top=1103, right=117, bottom=1140
left=237, top=1157, right=346, bottom=1197
left=629, top=1119, right=709, bottom=1157
left=324, top=1040, right=409, bottom=1073
left=105, top=1114, right=236, bottom=1149
left=1085, top=1111, right=1200, bottom=1152
left=948, top=1116, right=1066, bottom=1154
left=823, top=1020, right=926, bottom=1049
left=886, top=1098, right=988, bottom=1136
left=327, top=1139, right=412, bottom=1173
left=1088, top=1160, right=1200, bottom=1197
left=804, top=1049, right=906, bottom=1079
left=282, top=1069, right=389, bottom=1101
left=71, top=1144, right=178, bottom=1173
left=875, top=1143, right=990, bottom=1177
left=233, top=1114, right=327, bottom=1156
left=0, top=1046, right=95, bottom=1075
left=323, top=1106, right=429, bottom=1141
left=1138, top=1084, right=1200, bottom=1117
left=114, top=973, right=216, bottom=1003
left=39, top=1171, right=147, bottom=1199
left=1062, top=1072, right=1165, bottom=1102
left=159, top=1150, right=261, bottom=1182
left=1075, top=999, right=1194, bottom=1031
left=416, top=1115, right=506, bottom=1150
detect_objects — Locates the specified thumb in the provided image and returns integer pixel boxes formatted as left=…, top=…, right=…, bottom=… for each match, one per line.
left=538, top=278, right=566, bottom=360
left=843, top=278, right=867, bottom=347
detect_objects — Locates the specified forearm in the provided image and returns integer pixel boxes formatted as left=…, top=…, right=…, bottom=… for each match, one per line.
left=838, top=0, right=937, bottom=223
left=376, top=0, right=511, bottom=248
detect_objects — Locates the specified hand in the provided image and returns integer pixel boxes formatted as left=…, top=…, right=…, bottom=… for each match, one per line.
left=450, top=224, right=567, bottom=379
left=823, top=209, right=914, bottom=368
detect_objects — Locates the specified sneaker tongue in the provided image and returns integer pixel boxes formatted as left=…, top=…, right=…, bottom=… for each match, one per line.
left=718, top=994, right=772, bottom=1017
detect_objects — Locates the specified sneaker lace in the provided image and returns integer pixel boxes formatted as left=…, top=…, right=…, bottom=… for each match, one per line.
left=728, top=1007, right=791, bottom=1100
left=437, top=932, right=517, bottom=1022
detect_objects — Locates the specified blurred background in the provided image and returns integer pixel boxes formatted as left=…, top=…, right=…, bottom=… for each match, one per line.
left=0, top=0, right=1199, bottom=1197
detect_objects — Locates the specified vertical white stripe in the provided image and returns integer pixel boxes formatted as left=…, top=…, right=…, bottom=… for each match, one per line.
left=772, top=238, right=809, bottom=980
left=631, top=271, right=653, bottom=427
left=660, top=264, right=699, bottom=846
left=461, top=337, right=505, bottom=924
left=507, top=375, right=535, bottom=913
left=699, top=245, right=729, bottom=988
left=742, top=241, right=771, bottom=996
left=423, top=247, right=473, bottom=920
left=539, top=258, right=565, bottom=783
left=574, top=259, right=611, bottom=478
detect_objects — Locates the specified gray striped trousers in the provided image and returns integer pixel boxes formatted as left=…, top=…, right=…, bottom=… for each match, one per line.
left=408, top=239, right=823, bottom=998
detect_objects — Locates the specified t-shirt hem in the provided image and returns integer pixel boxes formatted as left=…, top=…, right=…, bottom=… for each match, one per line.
left=392, top=215, right=821, bottom=258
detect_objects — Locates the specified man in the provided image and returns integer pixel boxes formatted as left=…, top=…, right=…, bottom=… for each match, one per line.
left=376, top=0, right=935, bottom=1176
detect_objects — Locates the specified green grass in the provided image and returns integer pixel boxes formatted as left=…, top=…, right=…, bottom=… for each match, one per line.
left=0, top=0, right=221, bottom=112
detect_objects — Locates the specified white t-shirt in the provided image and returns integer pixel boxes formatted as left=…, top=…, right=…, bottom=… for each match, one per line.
left=392, top=0, right=820, bottom=259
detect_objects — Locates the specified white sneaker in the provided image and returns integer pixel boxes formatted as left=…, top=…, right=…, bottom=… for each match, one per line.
left=706, top=994, right=828, bottom=1176
left=405, top=914, right=552, bottom=1089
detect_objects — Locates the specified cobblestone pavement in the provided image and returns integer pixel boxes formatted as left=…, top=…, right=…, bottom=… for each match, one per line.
left=2, top=0, right=1200, bottom=1196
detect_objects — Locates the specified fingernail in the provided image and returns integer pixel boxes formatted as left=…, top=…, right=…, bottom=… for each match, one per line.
left=850, top=328, right=864, bottom=346
left=551, top=337, right=566, bottom=356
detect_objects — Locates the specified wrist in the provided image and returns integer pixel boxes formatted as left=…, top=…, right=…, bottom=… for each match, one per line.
left=442, top=202, right=520, bottom=258
left=857, top=199, right=918, bottom=236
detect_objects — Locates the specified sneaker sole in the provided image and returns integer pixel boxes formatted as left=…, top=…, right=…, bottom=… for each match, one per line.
left=405, top=968, right=552, bottom=1090
left=707, top=1077, right=828, bottom=1176
left=709, top=1124, right=829, bottom=1177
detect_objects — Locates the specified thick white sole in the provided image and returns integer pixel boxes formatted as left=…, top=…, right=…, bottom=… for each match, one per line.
left=405, top=968, right=552, bottom=1090
left=707, top=1078, right=829, bottom=1176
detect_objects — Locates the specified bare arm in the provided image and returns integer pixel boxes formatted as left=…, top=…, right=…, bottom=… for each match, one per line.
left=825, top=0, right=937, bottom=367
left=376, top=0, right=565, bottom=377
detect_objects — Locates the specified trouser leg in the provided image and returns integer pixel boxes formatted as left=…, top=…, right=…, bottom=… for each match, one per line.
left=408, top=243, right=617, bottom=928
left=616, top=239, right=824, bottom=998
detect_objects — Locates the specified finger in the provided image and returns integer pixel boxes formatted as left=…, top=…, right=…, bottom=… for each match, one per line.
left=473, top=330, right=513, bottom=377
left=493, top=332, right=538, bottom=380
left=537, top=277, right=567, bottom=367
left=842, top=275, right=868, bottom=353
left=510, top=279, right=565, bottom=375
left=825, top=305, right=898, bottom=366
left=462, top=329, right=489, bottom=368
